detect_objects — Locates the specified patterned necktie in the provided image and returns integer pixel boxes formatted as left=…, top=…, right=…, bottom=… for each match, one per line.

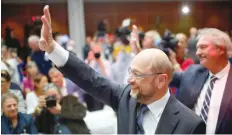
left=200, top=75, right=218, bottom=123
left=137, top=104, right=149, bottom=134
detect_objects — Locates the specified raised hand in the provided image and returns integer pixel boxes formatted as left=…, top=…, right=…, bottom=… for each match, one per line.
left=39, top=5, right=55, bottom=53
left=130, top=25, right=141, bottom=54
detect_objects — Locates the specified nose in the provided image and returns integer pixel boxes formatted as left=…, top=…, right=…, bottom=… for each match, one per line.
left=10, top=105, right=15, bottom=110
left=127, top=75, right=136, bottom=84
left=196, top=48, right=201, bottom=56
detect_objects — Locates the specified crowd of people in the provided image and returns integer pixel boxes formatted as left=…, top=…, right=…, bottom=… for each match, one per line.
left=1, top=5, right=232, bottom=134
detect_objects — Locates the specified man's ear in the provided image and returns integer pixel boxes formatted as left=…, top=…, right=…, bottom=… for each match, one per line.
left=157, top=75, right=166, bottom=89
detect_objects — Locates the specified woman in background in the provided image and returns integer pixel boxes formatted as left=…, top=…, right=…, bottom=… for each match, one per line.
left=26, top=74, right=48, bottom=114
left=22, top=61, right=39, bottom=96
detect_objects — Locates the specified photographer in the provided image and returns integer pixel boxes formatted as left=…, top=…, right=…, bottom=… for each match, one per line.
left=34, top=83, right=89, bottom=134
left=168, top=33, right=194, bottom=72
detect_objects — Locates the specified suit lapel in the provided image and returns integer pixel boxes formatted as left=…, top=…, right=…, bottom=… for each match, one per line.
left=190, top=68, right=209, bottom=107
left=128, top=97, right=138, bottom=134
left=155, top=95, right=180, bottom=134
left=216, top=64, right=232, bottom=132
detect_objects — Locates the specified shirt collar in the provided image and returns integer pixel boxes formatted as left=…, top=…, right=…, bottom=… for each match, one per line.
left=147, top=90, right=170, bottom=118
left=62, top=78, right=66, bottom=88
left=209, top=61, right=230, bottom=80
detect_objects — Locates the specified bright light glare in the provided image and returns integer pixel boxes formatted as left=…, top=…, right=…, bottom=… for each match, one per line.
left=182, top=6, right=190, bottom=14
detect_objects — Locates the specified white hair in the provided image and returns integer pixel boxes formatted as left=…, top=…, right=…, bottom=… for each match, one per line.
left=197, top=28, right=232, bottom=58
left=28, top=35, right=40, bottom=44
left=145, top=30, right=161, bottom=42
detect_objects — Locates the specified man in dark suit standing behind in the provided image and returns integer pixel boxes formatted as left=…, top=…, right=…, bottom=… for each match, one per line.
left=170, top=28, right=232, bottom=134
left=38, top=5, right=205, bottom=134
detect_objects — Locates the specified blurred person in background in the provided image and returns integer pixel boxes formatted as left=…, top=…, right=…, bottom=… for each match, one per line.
left=85, top=44, right=111, bottom=111
left=101, top=34, right=115, bottom=63
left=22, top=61, right=39, bottom=95
left=83, top=36, right=92, bottom=60
left=4, top=27, right=20, bottom=54
left=86, top=44, right=111, bottom=78
left=49, top=67, right=85, bottom=103
left=111, top=26, right=133, bottom=84
left=1, top=93, right=38, bottom=134
left=1, top=70, right=26, bottom=113
left=28, top=35, right=52, bottom=76
left=26, top=75, right=48, bottom=114
left=169, top=33, right=194, bottom=72
left=170, top=28, right=232, bottom=134
left=35, top=83, right=89, bottom=134
left=1, top=46, right=21, bottom=86
left=142, top=30, right=161, bottom=49
left=188, top=27, right=199, bottom=63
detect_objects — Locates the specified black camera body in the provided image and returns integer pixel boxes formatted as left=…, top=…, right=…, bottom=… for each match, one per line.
left=159, top=30, right=178, bottom=56
left=45, top=95, right=57, bottom=108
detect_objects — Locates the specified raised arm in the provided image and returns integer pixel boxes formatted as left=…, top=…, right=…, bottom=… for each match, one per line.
left=38, top=5, right=125, bottom=110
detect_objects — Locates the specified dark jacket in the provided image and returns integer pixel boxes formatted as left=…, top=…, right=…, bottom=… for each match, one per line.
left=1, top=112, right=38, bottom=134
left=58, top=53, right=206, bottom=134
left=35, top=95, right=89, bottom=134
left=170, top=64, right=232, bottom=134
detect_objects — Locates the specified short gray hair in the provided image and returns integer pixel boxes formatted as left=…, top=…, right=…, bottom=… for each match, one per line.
left=197, top=28, right=232, bottom=58
left=43, top=83, right=61, bottom=94
left=1, top=92, right=18, bottom=106
left=28, top=35, right=40, bottom=44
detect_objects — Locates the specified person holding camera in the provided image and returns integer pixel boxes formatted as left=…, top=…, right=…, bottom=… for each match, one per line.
left=34, top=83, right=89, bottom=134
left=168, top=33, right=194, bottom=72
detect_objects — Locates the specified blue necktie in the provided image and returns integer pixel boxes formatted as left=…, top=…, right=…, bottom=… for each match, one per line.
left=200, top=75, right=217, bottom=123
left=137, top=104, right=149, bottom=134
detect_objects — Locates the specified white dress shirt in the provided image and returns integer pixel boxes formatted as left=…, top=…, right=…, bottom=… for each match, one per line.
left=142, top=90, right=170, bottom=134
left=193, top=62, right=230, bottom=134
left=61, top=78, right=68, bottom=96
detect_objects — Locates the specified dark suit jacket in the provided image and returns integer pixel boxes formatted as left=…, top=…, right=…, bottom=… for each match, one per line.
left=58, top=53, right=205, bottom=134
left=170, top=64, right=232, bottom=134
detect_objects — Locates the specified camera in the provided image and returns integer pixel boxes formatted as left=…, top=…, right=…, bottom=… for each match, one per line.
left=159, top=30, right=178, bottom=56
left=45, top=95, right=57, bottom=108
left=115, top=27, right=131, bottom=45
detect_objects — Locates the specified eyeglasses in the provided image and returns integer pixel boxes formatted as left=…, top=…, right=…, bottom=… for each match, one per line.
left=128, top=67, right=163, bottom=79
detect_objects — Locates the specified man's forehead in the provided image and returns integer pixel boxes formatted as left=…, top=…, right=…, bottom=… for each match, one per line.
left=197, top=36, right=213, bottom=46
left=4, top=98, right=17, bottom=105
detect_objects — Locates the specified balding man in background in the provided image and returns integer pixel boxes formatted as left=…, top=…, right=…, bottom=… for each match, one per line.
left=38, top=5, right=205, bottom=134
left=28, top=35, right=52, bottom=76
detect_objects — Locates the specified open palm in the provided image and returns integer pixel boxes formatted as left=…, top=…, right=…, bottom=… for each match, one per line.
left=39, top=5, right=55, bottom=53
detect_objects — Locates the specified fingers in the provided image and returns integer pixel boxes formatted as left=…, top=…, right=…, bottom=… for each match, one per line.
left=39, top=96, right=46, bottom=107
left=41, top=16, right=50, bottom=33
left=132, top=25, right=138, bottom=34
left=43, top=5, right=51, bottom=25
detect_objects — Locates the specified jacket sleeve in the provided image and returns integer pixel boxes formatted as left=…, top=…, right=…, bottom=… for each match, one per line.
left=169, top=71, right=183, bottom=88
left=58, top=53, right=125, bottom=111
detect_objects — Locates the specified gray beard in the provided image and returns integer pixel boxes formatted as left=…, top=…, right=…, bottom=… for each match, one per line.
left=130, top=89, right=139, bottom=99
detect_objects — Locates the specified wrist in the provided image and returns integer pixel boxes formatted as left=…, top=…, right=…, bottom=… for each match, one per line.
left=47, top=40, right=56, bottom=54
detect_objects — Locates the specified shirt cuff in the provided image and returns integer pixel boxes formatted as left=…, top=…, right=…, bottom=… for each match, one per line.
left=46, top=42, right=69, bottom=67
